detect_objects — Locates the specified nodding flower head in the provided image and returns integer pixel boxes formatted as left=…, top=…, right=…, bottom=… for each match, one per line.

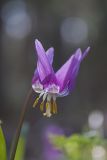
left=32, top=39, right=90, bottom=117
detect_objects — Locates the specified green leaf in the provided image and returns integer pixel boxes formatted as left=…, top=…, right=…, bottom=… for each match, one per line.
left=15, top=123, right=29, bottom=160
left=0, top=124, right=7, bottom=160
left=14, top=136, right=26, bottom=160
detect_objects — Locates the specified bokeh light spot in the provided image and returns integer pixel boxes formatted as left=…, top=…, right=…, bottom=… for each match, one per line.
left=2, top=1, right=32, bottom=39
left=60, top=17, right=88, bottom=45
left=88, top=110, right=104, bottom=130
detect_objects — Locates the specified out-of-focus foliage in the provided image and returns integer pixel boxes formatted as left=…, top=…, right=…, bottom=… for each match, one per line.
left=15, top=123, right=29, bottom=160
left=0, top=124, right=7, bottom=160
left=51, top=134, right=107, bottom=160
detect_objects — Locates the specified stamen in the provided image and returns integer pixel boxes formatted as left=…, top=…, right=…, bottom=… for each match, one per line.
left=40, top=93, right=47, bottom=112
left=33, top=97, right=39, bottom=108
left=52, top=101, right=55, bottom=113
left=52, top=100, right=57, bottom=114
left=52, top=95, right=57, bottom=114
left=40, top=101, right=44, bottom=111
left=47, top=94, right=51, bottom=102
left=43, top=102, right=52, bottom=117
left=43, top=93, right=47, bottom=101
left=33, top=92, right=44, bottom=108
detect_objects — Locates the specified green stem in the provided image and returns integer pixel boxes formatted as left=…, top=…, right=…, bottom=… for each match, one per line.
left=9, top=88, right=33, bottom=160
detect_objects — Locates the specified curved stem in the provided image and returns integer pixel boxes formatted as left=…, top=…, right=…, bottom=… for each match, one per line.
left=9, top=88, right=33, bottom=160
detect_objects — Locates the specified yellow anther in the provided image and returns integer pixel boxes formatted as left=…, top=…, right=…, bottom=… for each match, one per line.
left=52, top=102, right=55, bottom=114
left=43, top=102, right=52, bottom=117
left=52, top=101, right=57, bottom=114
left=46, top=102, right=49, bottom=109
left=40, top=101, right=44, bottom=111
left=33, top=97, right=39, bottom=108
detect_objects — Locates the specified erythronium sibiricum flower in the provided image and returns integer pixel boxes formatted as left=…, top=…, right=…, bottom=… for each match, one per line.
left=32, top=39, right=90, bottom=117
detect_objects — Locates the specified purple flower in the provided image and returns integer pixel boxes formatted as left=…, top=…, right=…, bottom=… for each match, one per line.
left=42, top=125, right=64, bottom=160
left=32, top=39, right=90, bottom=117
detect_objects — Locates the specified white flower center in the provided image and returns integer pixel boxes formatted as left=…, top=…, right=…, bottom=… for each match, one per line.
left=32, top=80, right=43, bottom=93
left=45, top=84, right=60, bottom=94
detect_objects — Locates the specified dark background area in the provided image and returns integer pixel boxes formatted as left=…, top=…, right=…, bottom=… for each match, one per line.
left=1, top=0, right=107, bottom=159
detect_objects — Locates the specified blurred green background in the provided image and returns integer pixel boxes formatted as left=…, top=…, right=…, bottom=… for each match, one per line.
left=1, top=0, right=107, bottom=159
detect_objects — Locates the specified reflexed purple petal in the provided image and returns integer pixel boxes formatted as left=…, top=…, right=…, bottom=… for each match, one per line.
left=55, top=49, right=82, bottom=92
left=35, top=39, right=53, bottom=83
left=46, top=47, right=54, bottom=65
left=35, top=39, right=45, bottom=56
left=37, top=61, right=51, bottom=83
left=32, top=47, right=54, bottom=84
left=66, top=47, right=90, bottom=91
left=82, top=46, right=90, bottom=60
left=32, top=69, right=38, bottom=84
left=67, top=62, right=80, bottom=91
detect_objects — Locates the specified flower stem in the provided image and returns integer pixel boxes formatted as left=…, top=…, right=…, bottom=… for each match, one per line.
left=9, top=88, right=33, bottom=160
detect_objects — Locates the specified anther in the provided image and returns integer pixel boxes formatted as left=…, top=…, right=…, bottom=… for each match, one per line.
left=33, top=97, right=39, bottom=108
left=40, top=101, right=44, bottom=111
left=52, top=100, right=57, bottom=114
left=43, top=102, right=52, bottom=117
